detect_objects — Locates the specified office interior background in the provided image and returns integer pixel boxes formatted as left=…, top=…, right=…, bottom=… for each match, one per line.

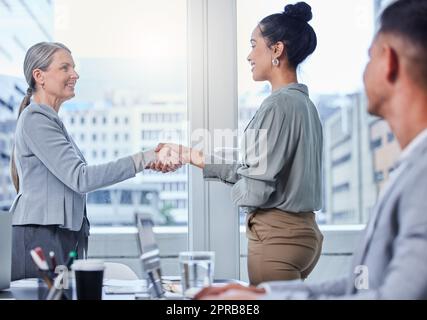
left=0, top=0, right=397, bottom=282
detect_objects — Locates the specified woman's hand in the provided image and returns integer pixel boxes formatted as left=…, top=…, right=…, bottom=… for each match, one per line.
left=145, top=143, right=183, bottom=173
left=147, top=143, right=205, bottom=172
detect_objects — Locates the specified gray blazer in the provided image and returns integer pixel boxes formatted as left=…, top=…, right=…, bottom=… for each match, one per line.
left=263, top=135, right=427, bottom=299
left=10, top=103, right=137, bottom=231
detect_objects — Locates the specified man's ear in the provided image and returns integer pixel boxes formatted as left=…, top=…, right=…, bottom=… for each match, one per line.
left=384, top=45, right=399, bottom=84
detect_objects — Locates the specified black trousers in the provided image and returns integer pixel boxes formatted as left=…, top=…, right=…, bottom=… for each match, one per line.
left=12, top=221, right=88, bottom=281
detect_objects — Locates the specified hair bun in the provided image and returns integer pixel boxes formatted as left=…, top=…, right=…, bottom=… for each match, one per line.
left=283, top=2, right=312, bottom=22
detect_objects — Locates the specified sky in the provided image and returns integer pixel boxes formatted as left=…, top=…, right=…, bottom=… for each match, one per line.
left=53, top=0, right=187, bottom=103
left=51, top=0, right=375, bottom=103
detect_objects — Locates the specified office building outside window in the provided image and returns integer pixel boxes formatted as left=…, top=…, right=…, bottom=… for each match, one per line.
left=0, top=0, right=188, bottom=232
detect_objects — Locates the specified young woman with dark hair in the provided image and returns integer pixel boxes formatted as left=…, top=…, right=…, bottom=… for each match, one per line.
left=154, top=2, right=324, bottom=285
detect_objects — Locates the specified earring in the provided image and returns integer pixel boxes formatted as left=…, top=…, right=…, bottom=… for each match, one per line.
left=272, top=58, right=279, bottom=67
left=41, top=82, right=45, bottom=89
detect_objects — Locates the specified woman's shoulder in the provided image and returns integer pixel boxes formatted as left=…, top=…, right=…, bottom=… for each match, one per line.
left=20, top=103, right=58, bottom=121
left=260, top=91, right=296, bottom=115
left=262, top=84, right=313, bottom=114
left=19, top=103, right=61, bottom=133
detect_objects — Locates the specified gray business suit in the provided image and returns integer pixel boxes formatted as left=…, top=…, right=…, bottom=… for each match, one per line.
left=10, top=103, right=137, bottom=279
left=262, top=131, right=427, bottom=299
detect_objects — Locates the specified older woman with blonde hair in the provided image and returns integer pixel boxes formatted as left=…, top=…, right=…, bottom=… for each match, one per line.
left=10, top=42, right=178, bottom=280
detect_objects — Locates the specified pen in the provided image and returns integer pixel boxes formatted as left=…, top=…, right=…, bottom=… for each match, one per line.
left=33, top=246, right=55, bottom=278
left=31, top=248, right=49, bottom=271
left=49, top=251, right=57, bottom=271
left=65, top=250, right=77, bottom=269
left=30, top=249, right=53, bottom=289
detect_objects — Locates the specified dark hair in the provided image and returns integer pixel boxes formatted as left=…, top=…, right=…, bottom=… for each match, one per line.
left=259, top=2, right=317, bottom=69
left=379, top=0, right=427, bottom=85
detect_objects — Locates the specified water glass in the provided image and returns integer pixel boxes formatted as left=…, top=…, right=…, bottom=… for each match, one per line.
left=179, top=251, right=214, bottom=299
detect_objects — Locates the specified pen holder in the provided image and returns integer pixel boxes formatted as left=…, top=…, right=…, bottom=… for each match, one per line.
left=38, top=271, right=74, bottom=300
left=37, top=277, right=50, bottom=300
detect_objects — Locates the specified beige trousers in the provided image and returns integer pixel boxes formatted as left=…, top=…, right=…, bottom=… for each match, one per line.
left=246, top=208, right=323, bottom=286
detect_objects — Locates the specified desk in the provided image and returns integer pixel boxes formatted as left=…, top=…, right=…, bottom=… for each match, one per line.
left=0, top=279, right=139, bottom=300
left=0, top=278, right=245, bottom=300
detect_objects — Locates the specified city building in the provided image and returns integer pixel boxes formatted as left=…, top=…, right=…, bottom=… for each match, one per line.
left=322, top=93, right=377, bottom=224
left=368, top=0, right=402, bottom=192
left=0, top=0, right=54, bottom=209
left=60, top=94, right=189, bottom=225
left=369, top=119, right=400, bottom=191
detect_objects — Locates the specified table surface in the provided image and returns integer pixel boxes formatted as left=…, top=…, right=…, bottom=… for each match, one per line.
left=0, top=279, right=136, bottom=300
left=0, top=278, right=246, bottom=300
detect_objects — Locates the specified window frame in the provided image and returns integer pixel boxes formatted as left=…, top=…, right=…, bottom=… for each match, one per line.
left=187, top=0, right=240, bottom=280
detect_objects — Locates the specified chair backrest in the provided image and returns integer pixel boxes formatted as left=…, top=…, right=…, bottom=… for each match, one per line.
left=104, top=262, right=139, bottom=280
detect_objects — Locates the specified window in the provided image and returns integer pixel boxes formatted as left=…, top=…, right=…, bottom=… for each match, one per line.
left=371, top=137, right=382, bottom=150
left=332, top=182, right=351, bottom=194
left=87, top=190, right=112, bottom=204
left=120, top=190, right=132, bottom=205
left=237, top=0, right=383, bottom=228
left=0, top=0, right=187, bottom=231
left=332, top=154, right=352, bottom=167
left=375, top=170, right=384, bottom=182
left=140, top=192, right=153, bottom=205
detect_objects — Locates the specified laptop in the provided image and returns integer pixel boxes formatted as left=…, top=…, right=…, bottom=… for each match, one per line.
left=135, top=213, right=167, bottom=299
left=134, top=213, right=246, bottom=299
left=0, top=211, right=12, bottom=290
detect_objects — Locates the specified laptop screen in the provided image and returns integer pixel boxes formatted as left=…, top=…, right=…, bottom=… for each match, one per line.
left=135, top=213, right=164, bottom=298
left=136, top=215, right=158, bottom=257
left=0, top=211, right=12, bottom=290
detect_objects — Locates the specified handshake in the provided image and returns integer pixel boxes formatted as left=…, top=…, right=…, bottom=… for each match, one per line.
left=144, top=143, right=204, bottom=173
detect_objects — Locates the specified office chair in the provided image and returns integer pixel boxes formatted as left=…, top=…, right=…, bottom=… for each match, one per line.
left=104, top=262, right=139, bottom=280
